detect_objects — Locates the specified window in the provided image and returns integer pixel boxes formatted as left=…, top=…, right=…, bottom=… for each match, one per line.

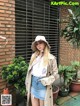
left=15, top=0, right=59, bottom=63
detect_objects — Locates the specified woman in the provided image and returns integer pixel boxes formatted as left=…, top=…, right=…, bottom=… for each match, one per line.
left=25, top=35, right=59, bottom=106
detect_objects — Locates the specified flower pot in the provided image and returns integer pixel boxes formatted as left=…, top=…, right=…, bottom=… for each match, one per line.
left=59, top=89, right=69, bottom=97
left=3, top=88, right=9, bottom=94
left=70, top=81, right=80, bottom=92
left=53, top=86, right=59, bottom=103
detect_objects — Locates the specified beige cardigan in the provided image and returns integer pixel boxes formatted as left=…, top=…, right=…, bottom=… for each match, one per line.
left=25, top=53, right=59, bottom=106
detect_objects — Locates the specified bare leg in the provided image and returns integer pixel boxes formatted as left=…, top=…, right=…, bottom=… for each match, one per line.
left=31, top=94, right=40, bottom=106
left=39, top=99, right=44, bottom=106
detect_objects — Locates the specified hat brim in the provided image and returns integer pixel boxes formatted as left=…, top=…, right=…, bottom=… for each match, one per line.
left=31, top=40, right=51, bottom=51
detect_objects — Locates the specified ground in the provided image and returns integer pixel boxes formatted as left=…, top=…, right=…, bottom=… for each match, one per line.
left=55, top=92, right=80, bottom=106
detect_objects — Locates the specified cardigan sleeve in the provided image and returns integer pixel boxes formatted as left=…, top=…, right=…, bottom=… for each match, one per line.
left=40, top=56, right=59, bottom=86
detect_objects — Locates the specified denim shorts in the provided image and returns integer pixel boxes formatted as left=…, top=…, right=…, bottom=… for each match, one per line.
left=31, top=75, right=47, bottom=100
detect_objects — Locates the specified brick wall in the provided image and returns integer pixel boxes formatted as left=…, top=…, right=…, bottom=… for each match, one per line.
left=0, top=0, right=15, bottom=105
left=60, top=6, right=80, bottom=65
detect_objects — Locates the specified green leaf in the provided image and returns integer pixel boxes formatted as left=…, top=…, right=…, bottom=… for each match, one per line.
left=1, top=56, right=29, bottom=96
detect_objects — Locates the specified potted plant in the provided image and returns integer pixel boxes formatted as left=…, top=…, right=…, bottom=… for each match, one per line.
left=1, top=56, right=29, bottom=96
left=58, top=65, right=76, bottom=97
left=60, top=6, right=80, bottom=92
left=70, top=61, right=80, bottom=92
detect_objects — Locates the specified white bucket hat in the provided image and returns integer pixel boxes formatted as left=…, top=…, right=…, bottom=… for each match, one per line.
left=31, top=35, right=51, bottom=51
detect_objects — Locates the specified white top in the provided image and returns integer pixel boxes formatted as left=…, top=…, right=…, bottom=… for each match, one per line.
left=31, top=55, right=47, bottom=77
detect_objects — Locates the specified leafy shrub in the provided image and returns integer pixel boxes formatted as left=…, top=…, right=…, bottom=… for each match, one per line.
left=2, top=56, right=29, bottom=96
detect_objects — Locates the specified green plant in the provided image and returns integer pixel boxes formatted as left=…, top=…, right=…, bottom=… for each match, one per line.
left=71, top=61, right=80, bottom=81
left=58, top=65, right=76, bottom=90
left=61, top=7, right=80, bottom=48
left=2, top=56, right=29, bottom=96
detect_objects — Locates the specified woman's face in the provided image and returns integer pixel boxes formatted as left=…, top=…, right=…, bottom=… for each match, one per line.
left=35, top=40, right=46, bottom=52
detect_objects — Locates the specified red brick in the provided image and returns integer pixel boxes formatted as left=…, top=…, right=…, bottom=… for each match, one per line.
left=6, top=51, right=15, bottom=55
left=0, top=24, right=5, bottom=27
left=0, top=31, right=5, bottom=34
left=0, top=17, right=5, bottom=20
left=3, top=48, right=9, bottom=52
left=0, top=27, right=8, bottom=31
left=5, top=17, right=12, bottom=21
left=0, top=59, right=5, bottom=62
left=6, top=25, right=13, bottom=27
left=8, top=0, right=15, bottom=4
left=9, top=7, right=15, bottom=11
left=0, top=6, right=8, bottom=10
left=6, top=31, right=13, bottom=35
left=5, top=10, right=12, bottom=14
left=5, top=3, right=12, bottom=7
left=8, top=28, right=15, bottom=31
left=6, top=58, right=13, bottom=61
left=0, top=0, right=8, bottom=2
left=9, top=15, right=15, bottom=18
left=0, top=52, right=5, bottom=55
left=0, top=2, right=5, bottom=5
left=0, top=61, right=10, bottom=66
left=0, top=9, right=5, bottom=13
left=0, top=13, right=9, bottom=17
